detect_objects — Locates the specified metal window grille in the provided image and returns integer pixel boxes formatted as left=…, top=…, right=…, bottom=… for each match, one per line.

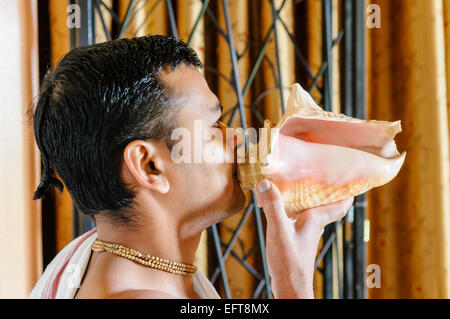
left=68, top=0, right=367, bottom=299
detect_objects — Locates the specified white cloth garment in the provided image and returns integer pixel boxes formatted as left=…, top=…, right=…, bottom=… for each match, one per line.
left=28, top=228, right=220, bottom=299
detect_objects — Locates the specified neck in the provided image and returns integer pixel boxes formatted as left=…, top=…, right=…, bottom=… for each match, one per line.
left=94, top=207, right=204, bottom=298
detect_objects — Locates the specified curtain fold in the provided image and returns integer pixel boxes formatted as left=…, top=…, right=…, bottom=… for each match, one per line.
left=367, top=0, right=450, bottom=298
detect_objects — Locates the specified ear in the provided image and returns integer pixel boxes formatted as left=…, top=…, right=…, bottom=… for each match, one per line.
left=123, top=140, right=170, bottom=194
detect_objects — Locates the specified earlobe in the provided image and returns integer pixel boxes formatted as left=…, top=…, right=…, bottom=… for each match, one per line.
left=151, top=173, right=170, bottom=194
left=123, top=140, right=170, bottom=194
left=146, top=164, right=170, bottom=193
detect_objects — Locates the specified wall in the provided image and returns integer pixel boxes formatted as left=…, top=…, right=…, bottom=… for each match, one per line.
left=0, top=0, right=41, bottom=298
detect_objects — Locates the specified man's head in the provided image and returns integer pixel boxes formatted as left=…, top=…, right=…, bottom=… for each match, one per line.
left=31, top=35, right=246, bottom=228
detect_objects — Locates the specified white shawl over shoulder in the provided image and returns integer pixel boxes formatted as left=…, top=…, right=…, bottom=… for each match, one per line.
left=28, top=228, right=220, bottom=299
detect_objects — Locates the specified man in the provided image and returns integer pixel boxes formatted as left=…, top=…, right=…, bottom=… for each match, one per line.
left=28, top=35, right=352, bottom=299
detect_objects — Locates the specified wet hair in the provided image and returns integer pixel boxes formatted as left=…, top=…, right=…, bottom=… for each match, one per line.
left=29, top=35, right=202, bottom=224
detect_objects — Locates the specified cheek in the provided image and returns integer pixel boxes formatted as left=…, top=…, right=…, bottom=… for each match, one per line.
left=202, top=126, right=235, bottom=164
left=202, top=141, right=231, bottom=163
left=205, top=139, right=234, bottom=179
left=177, top=162, right=229, bottom=190
left=170, top=141, right=233, bottom=195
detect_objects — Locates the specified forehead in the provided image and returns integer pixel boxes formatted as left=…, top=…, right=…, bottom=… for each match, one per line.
left=159, top=64, right=219, bottom=119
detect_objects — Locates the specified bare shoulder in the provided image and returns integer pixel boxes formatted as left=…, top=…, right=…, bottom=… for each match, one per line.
left=106, top=289, right=180, bottom=299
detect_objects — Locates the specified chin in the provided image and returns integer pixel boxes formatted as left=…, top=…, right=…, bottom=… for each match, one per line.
left=205, top=164, right=247, bottom=223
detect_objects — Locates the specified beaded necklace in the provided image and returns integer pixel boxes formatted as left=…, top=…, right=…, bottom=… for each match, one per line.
left=92, top=239, right=197, bottom=276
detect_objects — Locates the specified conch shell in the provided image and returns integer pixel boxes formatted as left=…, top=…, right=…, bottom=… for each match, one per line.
left=237, top=83, right=406, bottom=217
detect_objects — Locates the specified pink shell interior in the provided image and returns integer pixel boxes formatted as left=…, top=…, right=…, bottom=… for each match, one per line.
left=237, top=83, right=406, bottom=214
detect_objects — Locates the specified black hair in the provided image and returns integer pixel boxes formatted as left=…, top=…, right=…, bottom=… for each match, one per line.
left=30, top=35, right=202, bottom=224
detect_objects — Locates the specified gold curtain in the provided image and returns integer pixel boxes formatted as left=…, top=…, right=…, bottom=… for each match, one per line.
left=367, top=0, right=450, bottom=298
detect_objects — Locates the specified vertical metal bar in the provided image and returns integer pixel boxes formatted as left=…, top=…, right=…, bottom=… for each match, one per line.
left=334, top=222, right=343, bottom=299
left=341, top=0, right=354, bottom=299
left=321, top=0, right=333, bottom=111
left=252, top=195, right=272, bottom=299
left=165, top=0, right=178, bottom=39
left=78, top=0, right=96, bottom=46
left=353, top=0, right=366, bottom=120
left=353, top=0, right=367, bottom=299
left=353, top=195, right=366, bottom=298
left=211, top=224, right=232, bottom=299
left=343, top=205, right=354, bottom=298
left=269, top=0, right=286, bottom=114
left=73, top=0, right=96, bottom=236
left=342, top=0, right=353, bottom=116
left=322, top=224, right=334, bottom=298
left=70, top=0, right=77, bottom=50
left=321, top=0, right=334, bottom=298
